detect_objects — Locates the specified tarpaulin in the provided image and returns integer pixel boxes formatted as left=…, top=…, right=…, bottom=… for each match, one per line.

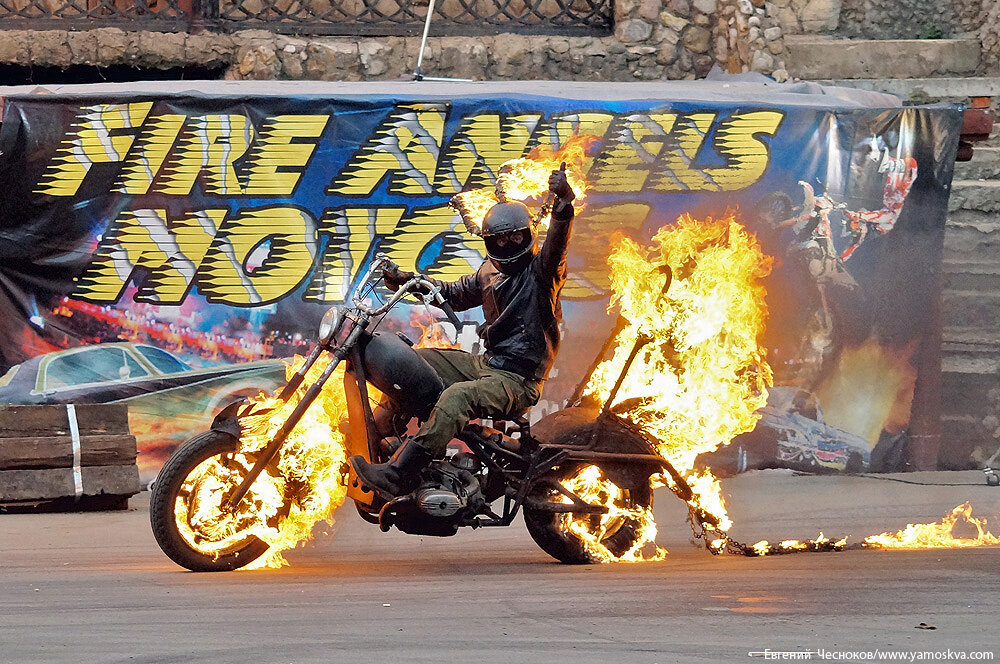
left=0, top=81, right=962, bottom=478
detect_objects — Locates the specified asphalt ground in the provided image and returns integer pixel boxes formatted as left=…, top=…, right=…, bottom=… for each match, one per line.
left=2, top=470, right=999, bottom=664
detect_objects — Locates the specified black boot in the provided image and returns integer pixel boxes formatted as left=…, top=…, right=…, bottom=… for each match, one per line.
left=349, top=439, right=433, bottom=498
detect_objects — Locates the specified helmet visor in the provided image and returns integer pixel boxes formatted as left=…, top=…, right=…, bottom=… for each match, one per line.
left=484, top=228, right=534, bottom=262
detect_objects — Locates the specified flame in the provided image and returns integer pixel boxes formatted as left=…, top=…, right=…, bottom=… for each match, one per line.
left=814, top=337, right=918, bottom=446
left=565, top=216, right=995, bottom=560
left=166, top=211, right=995, bottom=570
left=496, top=133, right=596, bottom=229
left=409, top=309, right=460, bottom=349
left=556, top=465, right=666, bottom=563
left=863, top=503, right=1000, bottom=549
left=566, top=214, right=773, bottom=557
left=173, top=354, right=350, bottom=569
left=749, top=532, right=849, bottom=556
left=450, top=187, right=499, bottom=236
left=450, top=134, right=598, bottom=235
left=586, top=215, right=772, bottom=529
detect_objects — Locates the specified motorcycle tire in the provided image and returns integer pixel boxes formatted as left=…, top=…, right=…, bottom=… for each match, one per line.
left=522, top=406, right=658, bottom=564
left=150, top=431, right=270, bottom=572
left=523, top=463, right=653, bottom=564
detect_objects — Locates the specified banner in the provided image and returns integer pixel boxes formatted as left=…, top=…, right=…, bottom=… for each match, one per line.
left=0, top=87, right=962, bottom=480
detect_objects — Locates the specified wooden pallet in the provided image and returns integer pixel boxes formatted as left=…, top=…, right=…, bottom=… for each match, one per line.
left=0, top=404, right=141, bottom=510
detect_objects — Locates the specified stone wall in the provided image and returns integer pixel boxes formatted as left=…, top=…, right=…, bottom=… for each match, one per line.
left=979, top=1, right=1000, bottom=73
left=766, top=0, right=842, bottom=35
left=0, top=0, right=791, bottom=81
left=716, top=0, right=788, bottom=78
left=762, top=0, right=1000, bottom=76
left=769, top=0, right=967, bottom=39
left=836, top=0, right=959, bottom=39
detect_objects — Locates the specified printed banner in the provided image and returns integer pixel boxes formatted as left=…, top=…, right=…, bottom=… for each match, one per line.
left=0, top=90, right=962, bottom=480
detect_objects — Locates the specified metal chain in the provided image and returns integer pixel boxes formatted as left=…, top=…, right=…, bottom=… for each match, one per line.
left=685, top=509, right=756, bottom=556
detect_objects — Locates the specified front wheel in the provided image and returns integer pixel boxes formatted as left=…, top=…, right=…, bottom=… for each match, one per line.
left=150, top=431, right=270, bottom=572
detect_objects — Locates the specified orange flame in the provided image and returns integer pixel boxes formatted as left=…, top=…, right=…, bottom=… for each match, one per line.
left=174, top=354, right=350, bottom=569
left=450, top=187, right=499, bottom=236
left=749, top=532, right=849, bottom=556
left=570, top=217, right=998, bottom=560
left=557, top=465, right=666, bottom=562
left=409, top=309, right=460, bottom=349
left=863, top=503, right=1000, bottom=549
left=569, top=214, right=773, bottom=557
left=174, top=308, right=458, bottom=571
left=450, top=133, right=599, bottom=235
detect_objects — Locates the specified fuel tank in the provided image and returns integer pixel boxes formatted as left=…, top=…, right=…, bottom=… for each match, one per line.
left=359, top=331, right=444, bottom=421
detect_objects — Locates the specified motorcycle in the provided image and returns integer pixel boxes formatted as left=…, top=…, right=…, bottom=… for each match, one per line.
left=150, top=253, right=692, bottom=571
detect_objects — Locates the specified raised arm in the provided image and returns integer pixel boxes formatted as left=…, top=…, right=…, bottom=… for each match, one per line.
left=539, top=166, right=576, bottom=279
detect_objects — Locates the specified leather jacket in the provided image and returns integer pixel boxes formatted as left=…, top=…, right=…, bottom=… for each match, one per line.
left=436, top=199, right=574, bottom=382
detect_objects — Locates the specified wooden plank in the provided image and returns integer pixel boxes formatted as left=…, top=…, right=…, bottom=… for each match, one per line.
left=0, top=404, right=130, bottom=437
left=0, top=435, right=138, bottom=470
left=0, top=464, right=140, bottom=502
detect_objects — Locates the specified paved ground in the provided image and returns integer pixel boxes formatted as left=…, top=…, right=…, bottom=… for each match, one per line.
left=2, top=470, right=999, bottom=664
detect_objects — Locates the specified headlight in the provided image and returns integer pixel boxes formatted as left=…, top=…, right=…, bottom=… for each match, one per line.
left=317, top=307, right=342, bottom=344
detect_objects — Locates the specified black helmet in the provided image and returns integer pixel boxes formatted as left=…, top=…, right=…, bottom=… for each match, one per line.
left=481, top=202, right=537, bottom=273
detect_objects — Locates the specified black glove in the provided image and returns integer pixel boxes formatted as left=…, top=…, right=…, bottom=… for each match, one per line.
left=548, top=167, right=575, bottom=202
left=382, top=266, right=414, bottom=292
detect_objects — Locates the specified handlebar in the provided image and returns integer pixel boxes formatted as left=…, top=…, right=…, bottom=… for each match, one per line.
left=435, top=297, right=463, bottom=330
left=351, top=253, right=463, bottom=330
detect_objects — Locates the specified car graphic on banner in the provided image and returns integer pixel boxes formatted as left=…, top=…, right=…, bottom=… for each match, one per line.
left=0, top=342, right=287, bottom=479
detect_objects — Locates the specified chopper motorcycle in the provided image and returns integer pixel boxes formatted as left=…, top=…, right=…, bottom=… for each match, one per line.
left=150, top=253, right=696, bottom=570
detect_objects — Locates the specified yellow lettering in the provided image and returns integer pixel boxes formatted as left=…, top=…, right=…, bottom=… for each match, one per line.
left=115, top=114, right=186, bottom=195
left=197, top=206, right=318, bottom=305
left=650, top=112, right=718, bottom=191
left=72, top=208, right=223, bottom=304
left=702, top=110, right=785, bottom=190
left=530, top=112, right=615, bottom=177
left=590, top=113, right=679, bottom=192
left=306, top=207, right=407, bottom=302
left=157, top=115, right=254, bottom=196
left=328, top=103, right=447, bottom=196
left=244, top=115, right=330, bottom=196
left=35, top=102, right=153, bottom=196
left=434, top=112, right=542, bottom=193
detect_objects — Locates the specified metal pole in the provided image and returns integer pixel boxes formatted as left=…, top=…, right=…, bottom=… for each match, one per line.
left=412, top=0, right=473, bottom=82
left=413, top=0, right=437, bottom=81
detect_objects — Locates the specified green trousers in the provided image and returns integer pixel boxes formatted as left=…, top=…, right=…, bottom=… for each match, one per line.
left=405, top=349, right=542, bottom=456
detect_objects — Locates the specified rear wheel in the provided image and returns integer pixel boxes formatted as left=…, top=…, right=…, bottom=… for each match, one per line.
left=150, top=431, right=270, bottom=572
left=523, top=462, right=654, bottom=564
left=522, top=406, right=659, bottom=564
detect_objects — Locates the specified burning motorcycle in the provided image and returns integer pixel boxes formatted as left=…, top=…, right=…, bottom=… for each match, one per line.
left=150, top=253, right=693, bottom=571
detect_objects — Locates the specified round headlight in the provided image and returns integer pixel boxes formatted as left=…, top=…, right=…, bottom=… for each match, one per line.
left=317, top=307, right=342, bottom=344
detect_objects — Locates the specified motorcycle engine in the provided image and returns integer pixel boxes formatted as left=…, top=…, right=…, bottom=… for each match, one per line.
left=386, top=454, right=487, bottom=537
left=416, top=454, right=486, bottom=518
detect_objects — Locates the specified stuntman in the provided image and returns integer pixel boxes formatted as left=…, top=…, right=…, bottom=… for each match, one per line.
left=349, top=168, right=576, bottom=497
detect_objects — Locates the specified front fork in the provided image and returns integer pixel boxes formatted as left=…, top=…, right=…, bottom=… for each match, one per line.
left=220, top=322, right=364, bottom=512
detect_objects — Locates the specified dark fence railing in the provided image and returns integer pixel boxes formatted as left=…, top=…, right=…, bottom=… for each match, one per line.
left=0, top=0, right=193, bottom=31
left=0, top=0, right=612, bottom=35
